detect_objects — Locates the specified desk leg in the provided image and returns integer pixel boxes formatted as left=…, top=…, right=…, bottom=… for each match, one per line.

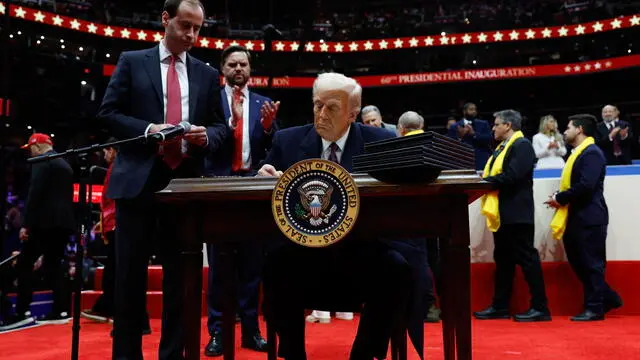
left=439, top=237, right=456, bottom=360
left=451, top=195, right=472, bottom=360
left=218, top=243, right=238, bottom=360
left=182, top=214, right=203, bottom=360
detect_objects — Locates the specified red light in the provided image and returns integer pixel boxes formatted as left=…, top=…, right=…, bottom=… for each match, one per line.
left=84, top=68, right=90, bottom=74
left=73, top=184, right=104, bottom=204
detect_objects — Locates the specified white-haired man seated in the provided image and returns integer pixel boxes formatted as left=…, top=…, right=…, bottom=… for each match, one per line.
left=397, top=111, right=425, bottom=137
left=258, top=72, right=419, bottom=360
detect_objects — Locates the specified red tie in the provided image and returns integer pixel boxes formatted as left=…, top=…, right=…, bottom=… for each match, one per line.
left=163, top=55, right=183, bottom=169
left=231, top=88, right=244, bottom=172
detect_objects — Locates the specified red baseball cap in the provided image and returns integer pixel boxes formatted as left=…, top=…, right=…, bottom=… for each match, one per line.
left=21, top=133, right=53, bottom=149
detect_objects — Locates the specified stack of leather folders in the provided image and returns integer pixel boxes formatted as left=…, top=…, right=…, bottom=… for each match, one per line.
left=353, top=131, right=476, bottom=183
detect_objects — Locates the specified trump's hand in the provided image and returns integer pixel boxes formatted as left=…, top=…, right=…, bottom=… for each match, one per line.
left=260, top=101, right=280, bottom=131
left=184, top=125, right=208, bottom=147
left=257, top=164, right=283, bottom=177
left=148, top=123, right=173, bottom=134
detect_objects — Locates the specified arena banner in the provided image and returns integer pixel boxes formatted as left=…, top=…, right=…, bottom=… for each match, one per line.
left=103, top=55, right=640, bottom=87
left=2, top=2, right=638, bottom=52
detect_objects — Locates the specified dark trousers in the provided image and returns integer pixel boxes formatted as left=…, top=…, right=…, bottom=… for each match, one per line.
left=492, top=224, right=548, bottom=311
left=113, top=160, right=195, bottom=360
left=15, top=228, right=71, bottom=316
left=92, top=231, right=115, bottom=316
left=264, top=241, right=411, bottom=360
left=563, top=225, right=621, bottom=314
left=206, top=242, right=263, bottom=337
left=425, top=237, right=441, bottom=305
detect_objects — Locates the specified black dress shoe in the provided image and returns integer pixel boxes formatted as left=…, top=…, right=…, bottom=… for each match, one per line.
left=604, top=298, right=623, bottom=313
left=205, top=334, right=223, bottom=357
left=473, top=306, right=510, bottom=320
left=514, top=308, right=551, bottom=322
left=570, top=310, right=604, bottom=321
left=241, top=333, right=268, bottom=352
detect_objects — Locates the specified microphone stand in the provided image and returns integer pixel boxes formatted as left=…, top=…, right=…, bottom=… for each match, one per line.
left=27, top=135, right=157, bottom=360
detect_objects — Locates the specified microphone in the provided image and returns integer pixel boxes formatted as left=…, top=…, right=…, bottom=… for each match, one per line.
left=146, top=122, right=192, bottom=143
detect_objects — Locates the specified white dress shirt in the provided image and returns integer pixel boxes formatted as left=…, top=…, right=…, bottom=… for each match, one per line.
left=321, top=126, right=351, bottom=163
left=532, top=132, right=566, bottom=169
left=225, top=84, right=251, bottom=170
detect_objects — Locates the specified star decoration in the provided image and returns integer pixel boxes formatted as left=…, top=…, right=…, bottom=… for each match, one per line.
left=260, top=43, right=265, bottom=50
left=558, top=27, right=568, bottom=36
left=245, top=41, right=255, bottom=50
left=349, top=42, right=359, bottom=51
left=0, top=3, right=5, bottom=15
left=104, top=27, right=114, bottom=37
left=592, top=22, right=603, bottom=32
left=229, top=41, right=239, bottom=46
left=214, top=39, right=225, bottom=49
left=564, top=66, right=571, bottom=72
left=594, top=62, right=602, bottom=69
left=477, top=33, right=487, bottom=42
left=509, top=31, right=519, bottom=40
left=573, top=65, right=581, bottom=72
left=153, top=33, right=163, bottom=42
left=275, top=42, right=285, bottom=51
left=320, top=43, right=329, bottom=52
left=440, top=35, right=449, bottom=45
left=34, top=11, right=45, bottom=22
left=199, top=38, right=209, bottom=47
left=15, top=7, right=26, bottom=18
left=335, top=43, right=344, bottom=52
left=87, top=23, right=98, bottom=33
left=525, top=29, right=536, bottom=39
left=52, top=15, right=63, bottom=26
left=70, top=19, right=81, bottom=30
left=305, top=43, right=315, bottom=52
left=493, top=32, right=503, bottom=41
left=290, top=42, right=299, bottom=51
left=630, top=15, right=640, bottom=26
left=137, top=30, right=147, bottom=40
left=450, top=36, right=457, bottom=44
left=610, top=19, right=622, bottom=29
left=394, top=39, right=403, bottom=48
left=575, top=25, right=586, bottom=34
left=409, top=38, right=418, bottom=47
left=605, top=61, right=612, bottom=67
left=462, top=34, right=472, bottom=43
left=120, top=29, right=131, bottom=39
left=542, top=28, right=552, bottom=37
left=364, top=41, right=373, bottom=50
left=378, top=40, right=388, bottom=49
left=584, top=64, right=592, bottom=70
left=424, top=37, right=434, bottom=46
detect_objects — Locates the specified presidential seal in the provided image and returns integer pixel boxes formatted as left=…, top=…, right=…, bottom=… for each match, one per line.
left=272, top=159, right=360, bottom=247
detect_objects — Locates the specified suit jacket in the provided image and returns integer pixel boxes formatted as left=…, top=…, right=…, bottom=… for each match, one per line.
left=96, top=45, right=227, bottom=199
left=595, top=120, right=633, bottom=165
left=447, top=119, right=493, bottom=170
left=555, top=144, right=608, bottom=230
left=205, top=89, right=277, bottom=176
left=264, top=122, right=424, bottom=358
left=381, top=122, right=399, bottom=136
left=484, top=137, right=536, bottom=225
left=23, top=150, right=75, bottom=232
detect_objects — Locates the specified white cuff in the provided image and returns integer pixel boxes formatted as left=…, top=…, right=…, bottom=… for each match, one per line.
left=144, top=123, right=154, bottom=136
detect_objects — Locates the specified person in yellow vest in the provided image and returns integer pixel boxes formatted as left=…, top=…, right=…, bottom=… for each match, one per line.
left=545, top=114, right=622, bottom=321
left=397, top=111, right=425, bottom=137
left=474, top=109, right=551, bottom=322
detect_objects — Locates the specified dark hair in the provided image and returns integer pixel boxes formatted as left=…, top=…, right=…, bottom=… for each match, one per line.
left=106, top=137, right=119, bottom=150
left=493, top=109, right=522, bottom=131
left=163, top=0, right=205, bottom=18
left=220, top=45, right=252, bottom=68
left=463, top=102, right=476, bottom=111
left=568, top=114, right=597, bottom=137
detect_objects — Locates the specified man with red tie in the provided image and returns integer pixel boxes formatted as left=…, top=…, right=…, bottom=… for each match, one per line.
left=96, top=1, right=227, bottom=358
left=204, top=45, right=279, bottom=357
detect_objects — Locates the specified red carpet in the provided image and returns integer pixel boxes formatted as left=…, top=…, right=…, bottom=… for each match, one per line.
left=2, top=315, right=640, bottom=359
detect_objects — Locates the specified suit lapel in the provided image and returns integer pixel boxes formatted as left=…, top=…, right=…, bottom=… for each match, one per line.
left=220, top=88, right=231, bottom=120
left=187, top=55, right=199, bottom=124
left=249, top=92, right=261, bottom=138
left=340, top=123, right=362, bottom=172
left=299, top=126, right=322, bottom=160
left=144, top=46, right=163, bottom=110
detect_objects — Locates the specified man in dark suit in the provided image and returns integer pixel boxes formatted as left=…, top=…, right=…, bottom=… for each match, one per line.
left=96, top=1, right=227, bottom=358
left=595, top=105, right=633, bottom=165
left=473, top=110, right=551, bottom=322
left=204, top=45, right=279, bottom=356
left=11, top=133, right=75, bottom=326
left=257, top=73, right=418, bottom=360
left=545, top=114, right=622, bottom=321
left=447, top=102, right=493, bottom=170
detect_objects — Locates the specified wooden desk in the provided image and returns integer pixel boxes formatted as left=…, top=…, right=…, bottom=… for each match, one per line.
left=156, top=170, right=492, bottom=360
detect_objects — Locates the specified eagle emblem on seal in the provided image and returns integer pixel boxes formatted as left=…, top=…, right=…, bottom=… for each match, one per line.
left=296, top=180, right=338, bottom=226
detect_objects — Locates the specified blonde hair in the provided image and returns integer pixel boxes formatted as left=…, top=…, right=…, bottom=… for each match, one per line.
left=312, top=72, right=362, bottom=115
left=538, top=115, right=562, bottom=142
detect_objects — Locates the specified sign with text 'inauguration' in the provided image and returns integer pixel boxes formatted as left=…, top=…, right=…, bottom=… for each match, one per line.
left=103, top=55, right=640, bottom=87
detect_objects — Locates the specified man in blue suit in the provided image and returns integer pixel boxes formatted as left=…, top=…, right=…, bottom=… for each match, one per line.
left=96, top=0, right=227, bottom=358
left=545, top=114, right=622, bottom=321
left=447, top=102, right=492, bottom=170
left=257, top=73, right=420, bottom=360
left=204, top=45, right=279, bottom=356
